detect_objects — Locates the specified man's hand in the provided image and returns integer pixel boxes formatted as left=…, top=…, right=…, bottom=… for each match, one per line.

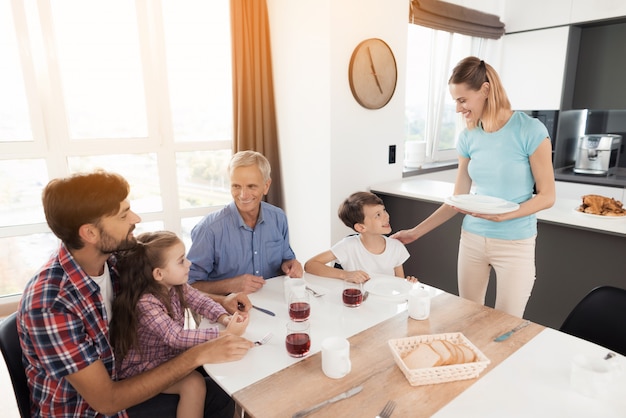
left=232, top=274, right=265, bottom=293
left=281, top=259, right=303, bottom=278
left=196, top=334, right=253, bottom=364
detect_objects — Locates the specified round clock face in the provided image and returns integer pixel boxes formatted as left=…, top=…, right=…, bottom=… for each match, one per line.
left=348, top=38, right=397, bottom=110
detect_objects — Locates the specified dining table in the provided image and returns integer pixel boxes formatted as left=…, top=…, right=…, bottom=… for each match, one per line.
left=201, top=273, right=626, bottom=417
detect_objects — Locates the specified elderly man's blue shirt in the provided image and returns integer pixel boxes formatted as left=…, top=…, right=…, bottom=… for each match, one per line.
left=187, top=201, right=296, bottom=283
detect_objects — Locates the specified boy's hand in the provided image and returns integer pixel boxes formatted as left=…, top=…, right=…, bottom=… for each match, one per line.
left=406, top=275, right=419, bottom=283
left=344, top=270, right=370, bottom=283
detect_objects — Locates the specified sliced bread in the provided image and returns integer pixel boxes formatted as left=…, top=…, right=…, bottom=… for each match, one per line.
left=430, top=340, right=454, bottom=365
left=403, top=343, right=442, bottom=369
left=457, top=344, right=476, bottom=363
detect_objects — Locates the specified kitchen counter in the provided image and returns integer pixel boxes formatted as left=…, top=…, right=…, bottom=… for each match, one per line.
left=555, top=166, right=626, bottom=189
left=371, top=169, right=626, bottom=237
left=369, top=169, right=626, bottom=329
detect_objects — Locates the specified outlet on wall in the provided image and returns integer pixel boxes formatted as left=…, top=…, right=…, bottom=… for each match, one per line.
left=388, top=145, right=396, bottom=164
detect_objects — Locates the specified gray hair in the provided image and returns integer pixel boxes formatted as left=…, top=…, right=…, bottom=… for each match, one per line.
left=229, top=150, right=271, bottom=182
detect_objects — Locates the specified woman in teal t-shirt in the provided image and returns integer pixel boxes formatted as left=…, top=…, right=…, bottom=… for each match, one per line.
left=393, top=56, right=555, bottom=318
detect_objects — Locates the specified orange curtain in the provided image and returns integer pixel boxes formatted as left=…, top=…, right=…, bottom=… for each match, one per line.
left=230, top=0, right=283, bottom=208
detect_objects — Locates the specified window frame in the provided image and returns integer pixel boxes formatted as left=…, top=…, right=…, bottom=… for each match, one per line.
left=0, top=0, right=233, bottom=304
left=404, top=24, right=496, bottom=167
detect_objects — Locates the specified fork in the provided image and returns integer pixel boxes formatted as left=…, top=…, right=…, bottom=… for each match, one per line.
left=376, top=400, right=396, bottom=418
left=306, top=286, right=323, bottom=297
left=254, top=332, right=273, bottom=346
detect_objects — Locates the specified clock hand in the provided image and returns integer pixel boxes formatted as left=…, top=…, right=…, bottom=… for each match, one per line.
left=367, top=46, right=384, bottom=95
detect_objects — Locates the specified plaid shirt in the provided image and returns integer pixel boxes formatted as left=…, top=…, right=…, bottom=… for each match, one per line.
left=118, top=284, right=228, bottom=378
left=18, top=243, right=127, bottom=418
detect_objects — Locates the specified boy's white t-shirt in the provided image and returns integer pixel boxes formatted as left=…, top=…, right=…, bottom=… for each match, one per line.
left=330, top=235, right=410, bottom=277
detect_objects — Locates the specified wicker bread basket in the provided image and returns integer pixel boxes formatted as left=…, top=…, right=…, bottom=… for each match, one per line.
left=388, top=332, right=490, bottom=386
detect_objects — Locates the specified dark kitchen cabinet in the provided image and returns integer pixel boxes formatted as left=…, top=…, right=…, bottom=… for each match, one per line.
left=379, top=193, right=626, bottom=329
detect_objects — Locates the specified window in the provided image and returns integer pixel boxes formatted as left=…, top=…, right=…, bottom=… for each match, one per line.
left=0, top=0, right=232, bottom=299
left=404, top=25, right=493, bottom=166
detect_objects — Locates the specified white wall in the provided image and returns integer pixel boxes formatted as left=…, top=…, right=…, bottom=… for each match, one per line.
left=267, top=0, right=408, bottom=262
left=266, top=0, right=626, bottom=264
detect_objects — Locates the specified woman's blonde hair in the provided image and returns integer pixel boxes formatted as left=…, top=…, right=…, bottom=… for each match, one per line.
left=449, top=56, right=511, bottom=131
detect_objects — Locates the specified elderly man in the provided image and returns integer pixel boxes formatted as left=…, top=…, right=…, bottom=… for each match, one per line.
left=187, top=150, right=303, bottom=294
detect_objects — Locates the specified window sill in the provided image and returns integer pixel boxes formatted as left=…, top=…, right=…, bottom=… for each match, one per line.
left=402, top=160, right=458, bottom=178
left=0, top=295, right=20, bottom=317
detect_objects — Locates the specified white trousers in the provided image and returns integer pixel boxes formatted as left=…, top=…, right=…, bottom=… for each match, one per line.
left=457, top=229, right=536, bottom=318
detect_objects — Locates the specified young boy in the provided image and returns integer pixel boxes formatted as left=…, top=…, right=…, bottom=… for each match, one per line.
left=304, top=191, right=418, bottom=283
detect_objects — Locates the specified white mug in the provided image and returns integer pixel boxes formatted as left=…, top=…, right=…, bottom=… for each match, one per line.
left=321, top=337, right=351, bottom=379
left=570, top=354, right=620, bottom=398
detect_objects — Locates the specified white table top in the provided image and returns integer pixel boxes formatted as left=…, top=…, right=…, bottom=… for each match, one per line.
left=434, top=327, right=626, bottom=417
left=202, top=273, right=435, bottom=395
left=203, top=275, right=625, bottom=416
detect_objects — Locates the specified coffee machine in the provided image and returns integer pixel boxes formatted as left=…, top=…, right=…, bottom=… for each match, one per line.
left=573, top=134, right=622, bottom=175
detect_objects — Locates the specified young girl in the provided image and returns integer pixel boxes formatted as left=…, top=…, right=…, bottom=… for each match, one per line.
left=110, top=231, right=249, bottom=418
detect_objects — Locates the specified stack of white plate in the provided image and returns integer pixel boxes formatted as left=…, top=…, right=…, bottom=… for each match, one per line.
left=444, top=194, right=519, bottom=215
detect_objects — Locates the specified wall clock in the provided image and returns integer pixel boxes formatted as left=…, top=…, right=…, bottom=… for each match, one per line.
left=348, top=38, right=397, bottom=110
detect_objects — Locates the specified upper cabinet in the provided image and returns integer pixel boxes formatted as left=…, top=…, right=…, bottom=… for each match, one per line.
left=499, top=27, right=570, bottom=110
left=503, top=0, right=626, bottom=33
left=570, top=0, right=626, bottom=24
left=503, top=0, right=572, bottom=33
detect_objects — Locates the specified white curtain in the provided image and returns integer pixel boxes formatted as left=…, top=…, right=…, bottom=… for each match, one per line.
left=424, top=31, right=452, bottom=161
left=424, top=33, right=487, bottom=162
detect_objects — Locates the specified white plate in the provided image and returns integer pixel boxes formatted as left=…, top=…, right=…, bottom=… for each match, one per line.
left=572, top=208, right=626, bottom=220
left=364, top=277, right=412, bottom=300
left=444, top=194, right=520, bottom=215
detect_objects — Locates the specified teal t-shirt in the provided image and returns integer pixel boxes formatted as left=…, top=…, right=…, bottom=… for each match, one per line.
left=456, top=111, right=549, bottom=240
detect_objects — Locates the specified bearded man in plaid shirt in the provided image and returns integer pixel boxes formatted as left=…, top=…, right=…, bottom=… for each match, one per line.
left=17, top=170, right=253, bottom=417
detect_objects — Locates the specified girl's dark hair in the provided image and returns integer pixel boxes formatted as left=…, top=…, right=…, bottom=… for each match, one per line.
left=448, top=56, right=511, bottom=130
left=110, top=231, right=188, bottom=361
left=338, top=191, right=384, bottom=231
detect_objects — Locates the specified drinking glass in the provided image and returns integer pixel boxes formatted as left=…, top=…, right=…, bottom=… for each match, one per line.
left=285, top=320, right=311, bottom=358
left=288, top=290, right=310, bottom=322
left=342, top=281, right=363, bottom=307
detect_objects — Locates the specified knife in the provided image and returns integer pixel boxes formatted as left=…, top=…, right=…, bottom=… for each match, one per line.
left=238, top=302, right=276, bottom=316
left=494, top=320, right=530, bottom=342
left=291, top=385, right=363, bottom=418
left=252, top=305, right=276, bottom=316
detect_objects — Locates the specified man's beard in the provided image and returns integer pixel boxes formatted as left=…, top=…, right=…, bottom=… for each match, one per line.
left=97, top=226, right=137, bottom=254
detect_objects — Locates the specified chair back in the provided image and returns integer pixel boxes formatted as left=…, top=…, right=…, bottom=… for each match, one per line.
left=560, top=285, right=626, bottom=356
left=0, top=312, right=31, bottom=418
